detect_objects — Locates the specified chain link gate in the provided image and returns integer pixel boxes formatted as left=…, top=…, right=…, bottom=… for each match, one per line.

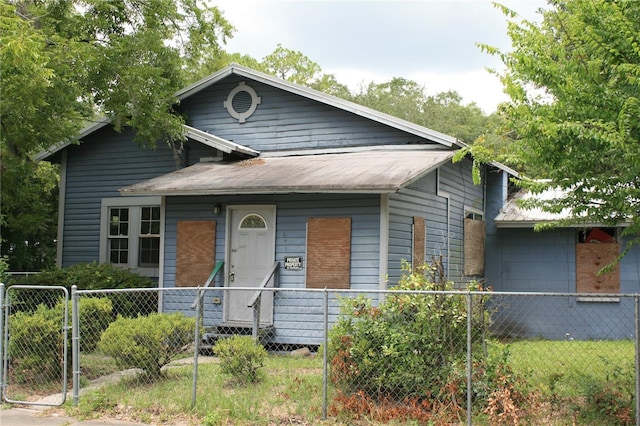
left=0, top=284, right=69, bottom=406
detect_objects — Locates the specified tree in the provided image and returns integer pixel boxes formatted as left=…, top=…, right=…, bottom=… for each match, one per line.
left=260, top=44, right=350, bottom=98
left=472, top=1, right=640, bottom=251
left=1, top=0, right=233, bottom=270
left=350, top=78, right=491, bottom=144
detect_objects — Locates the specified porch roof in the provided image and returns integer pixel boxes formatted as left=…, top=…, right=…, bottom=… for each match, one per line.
left=119, top=149, right=455, bottom=196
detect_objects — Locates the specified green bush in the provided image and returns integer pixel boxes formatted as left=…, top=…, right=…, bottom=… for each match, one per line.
left=52, top=297, right=113, bottom=353
left=213, top=335, right=267, bottom=384
left=98, top=313, right=196, bottom=378
left=8, top=262, right=157, bottom=317
left=328, top=260, right=491, bottom=403
left=8, top=305, right=63, bottom=383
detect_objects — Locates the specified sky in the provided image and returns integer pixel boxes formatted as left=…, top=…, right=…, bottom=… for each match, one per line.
left=213, top=0, right=547, bottom=114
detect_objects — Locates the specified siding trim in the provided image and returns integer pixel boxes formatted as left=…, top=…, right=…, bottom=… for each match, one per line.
left=436, top=169, right=451, bottom=277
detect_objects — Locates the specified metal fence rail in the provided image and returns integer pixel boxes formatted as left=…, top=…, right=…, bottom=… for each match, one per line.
left=1, top=283, right=638, bottom=425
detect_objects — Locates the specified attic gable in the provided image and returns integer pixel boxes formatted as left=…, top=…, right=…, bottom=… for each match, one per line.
left=179, top=64, right=460, bottom=148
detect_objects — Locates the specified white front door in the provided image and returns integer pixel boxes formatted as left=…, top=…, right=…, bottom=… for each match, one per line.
left=225, top=205, right=276, bottom=324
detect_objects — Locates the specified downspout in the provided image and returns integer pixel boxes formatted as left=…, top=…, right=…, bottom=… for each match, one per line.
left=436, top=169, right=451, bottom=278
left=56, top=151, right=67, bottom=267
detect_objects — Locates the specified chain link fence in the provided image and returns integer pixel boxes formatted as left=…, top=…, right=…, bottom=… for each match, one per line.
left=1, top=283, right=638, bottom=424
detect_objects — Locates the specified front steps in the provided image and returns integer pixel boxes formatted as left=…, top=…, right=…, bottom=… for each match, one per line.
left=199, top=324, right=275, bottom=354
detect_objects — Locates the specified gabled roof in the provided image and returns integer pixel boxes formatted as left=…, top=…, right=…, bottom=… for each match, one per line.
left=34, top=63, right=462, bottom=162
left=33, top=117, right=112, bottom=162
left=177, top=64, right=461, bottom=148
left=33, top=122, right=259, bottom=162
left=120, top=149, right=455, bottom=196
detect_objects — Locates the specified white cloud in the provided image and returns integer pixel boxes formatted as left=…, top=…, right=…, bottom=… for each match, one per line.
left=327, top=66, right=507, bottom=114
left=213, top=0, right=545, bottom=113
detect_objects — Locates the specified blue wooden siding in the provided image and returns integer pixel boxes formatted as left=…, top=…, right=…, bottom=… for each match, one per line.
left=180, top=75, right=437, bottom=152
left=61, top=126, right=218, bottom=267
left=387, top=158, right=484, bottom=285
left=487, top=227, right=640, bottom=339
left=162, top=193, right=381, bottom=345
left=484, top=169, right=508, bottom=292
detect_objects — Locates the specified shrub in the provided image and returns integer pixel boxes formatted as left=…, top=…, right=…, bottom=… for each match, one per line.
left=52, top=297, right=113, bottom=353
left=8, top=305, right=63, bottom=383
left=213, top=335, right=267, bottom=384
left=8, top=262, right=157, bottom=317
left=98, top=313, right=196, bottom=378
left=328, top=259, right=498, bottom=421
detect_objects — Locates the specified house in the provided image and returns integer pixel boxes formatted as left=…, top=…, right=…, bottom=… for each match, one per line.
left=484, top=182, right=640, bottom=340
left=36, top=64, right=515, bottom=345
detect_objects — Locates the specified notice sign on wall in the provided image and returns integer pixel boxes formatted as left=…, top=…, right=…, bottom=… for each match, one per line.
left=284, top=257, right=303, bottom=270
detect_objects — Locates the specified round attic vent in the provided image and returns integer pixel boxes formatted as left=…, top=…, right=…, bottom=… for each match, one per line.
left=223, top=82, right=261, bottom=123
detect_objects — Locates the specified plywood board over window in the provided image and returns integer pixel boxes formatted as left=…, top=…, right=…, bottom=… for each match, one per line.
left=576, top=243, right=620, bottom=293
left=306, top=217, right=351, bottom=289
left=464, top=217, right=485, bottom=276
left=176, top=221, right=216, bottom=287
left=413, top=216, right=426, bottom=271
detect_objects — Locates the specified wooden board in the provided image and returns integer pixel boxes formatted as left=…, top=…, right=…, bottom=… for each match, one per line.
left=413, top=216, right=426, bottom=271
left=306, top=218, right=351, bottom=289
left=576, top=243, right=620, bottom=293
left=464, top=218, right=485, bottom=276
left=176, top=221, right=216, bottom=287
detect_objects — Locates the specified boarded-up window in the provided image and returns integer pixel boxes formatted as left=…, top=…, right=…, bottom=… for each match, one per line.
left=176, top=221, right=216, bottom=287
left=576, top=243, right=620, bottom=293
left=413, top=216, right=426, bottom=271
left=464, top=216, right=485, bottom=276
left=306, top=217, right=351, bottom=289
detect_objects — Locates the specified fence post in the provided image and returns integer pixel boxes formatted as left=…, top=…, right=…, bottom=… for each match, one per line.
left=466, top=291, right=473, bottom=426
left=322, top=288, right=329, bottom=420
left=0, top=282, right=4, bottom=397
left=72, top=285, right=80, bottom=406
left=635, top=294, right=639, bottom=426
left=192, top=287, right=203, bottom=409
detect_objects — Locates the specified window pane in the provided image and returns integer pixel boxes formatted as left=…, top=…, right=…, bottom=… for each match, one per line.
left=240, top=214, right=267, bottom=229
left=109, top=238, right=128, bottom=265
left=109, top=208, right=129, bottom=236
left=139, top=237, right=160, bottom=267
left=141, top=206, right=160, bottom=236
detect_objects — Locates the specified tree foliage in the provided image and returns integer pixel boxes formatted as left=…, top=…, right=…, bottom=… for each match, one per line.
left=1, top=0, right=233, bottom=270
left=476, top=0, right=640, bottom=246
left=350, top=78, right=492, bottom=144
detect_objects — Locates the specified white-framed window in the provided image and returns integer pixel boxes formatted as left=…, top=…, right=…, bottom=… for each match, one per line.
left=100, top=197, right=162, bottom=277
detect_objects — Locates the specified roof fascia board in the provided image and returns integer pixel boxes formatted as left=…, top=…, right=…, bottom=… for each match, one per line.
left=34, top=117, right=111, bottom=162
left=121, top=188, right=404, bottom=197
left=259, top=144, right=452, bottom=158
left=183, top=125, right=259, bottom=156
left=495, top=220, right=629, bottom=228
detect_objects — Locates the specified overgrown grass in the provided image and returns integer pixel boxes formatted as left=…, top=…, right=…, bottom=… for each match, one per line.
left=502, top=339, right=635, bottom=397
left=51, top=340, right=636, bottom=425
left=70, top=354, right=328, bottom=425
